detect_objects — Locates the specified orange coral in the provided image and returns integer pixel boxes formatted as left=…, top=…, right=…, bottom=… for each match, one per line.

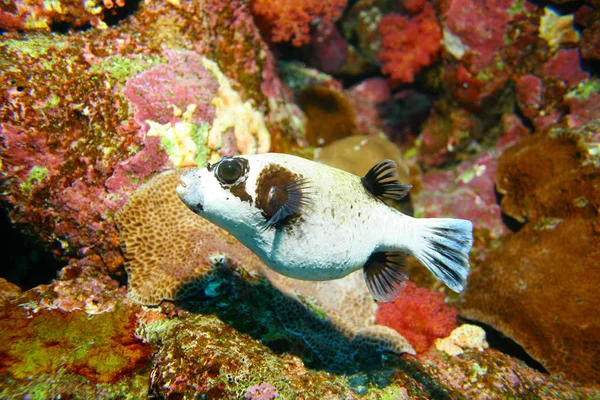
left=376, top=282, right=457, bottom=353
left=378, top=3, right=442, bottom=85
left=251, top=0, right=347, bottom=46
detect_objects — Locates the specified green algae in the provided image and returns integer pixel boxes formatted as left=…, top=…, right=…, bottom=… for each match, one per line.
left=380, top=384, right=408, bottom=399
left=0, top=304, right=146, bottom=383
left=302, top=299, right=329, bottom=321
left=565, top=79, right=600, bottom=100
left=20, top=165, right=48, bottom=194
left=508, top=0, right=525, bottom=17
left=88, top=55, right=165, bottom=83
left=1, top=35, right=67, bottom=58
left=476, top=71, right=491, bottom=82
left=147, top=120, right=210, bottom=168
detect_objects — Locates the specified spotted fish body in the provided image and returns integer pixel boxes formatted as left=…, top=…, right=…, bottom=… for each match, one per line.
left=177, top=153, right=473, bottom=302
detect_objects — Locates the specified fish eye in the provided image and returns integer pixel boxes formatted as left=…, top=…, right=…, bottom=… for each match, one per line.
left=215, top=158, right=243, bottom=184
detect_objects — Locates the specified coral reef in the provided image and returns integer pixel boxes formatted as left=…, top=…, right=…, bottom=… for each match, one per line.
left=0, top=0, right=125, bottom=31
left=411, top=115, right=527, bottom=268
left=538, top=7, right=580, bottom=52
left=314, top=135, right=410, bottom=183
left=115, top=169, right=265, bottom=305
left=251, top=0, right=347, bottom=46
left=0, top=0, right=304, bottom=274
left=245, top=382, right=279, bottom=400
left=378, top=2, right=442, bottom=85
left=460, top=133, right=600, bottom=385
left=140, top=307, right=600, bottom=399
left=0, top=265, right=149, bottom=398
left=495, top=134, right=596, bottom=223
left=578, top=5, right=600, bottom=61
left=298, top=85, right=359, bottom=146
left=435, top=324, right=488, bottom=356
left=2, top=0, right=600, bottom=397
left=461, top=217, right=600, bottom=385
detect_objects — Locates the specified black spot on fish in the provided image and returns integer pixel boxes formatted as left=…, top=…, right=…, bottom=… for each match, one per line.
left=255, top=163, right=311, bottom=227
left=230, top=181, right=253, bottom=204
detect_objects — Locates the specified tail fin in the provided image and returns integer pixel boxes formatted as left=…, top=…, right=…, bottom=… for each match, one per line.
left=410, top=218, right=473, bottom=292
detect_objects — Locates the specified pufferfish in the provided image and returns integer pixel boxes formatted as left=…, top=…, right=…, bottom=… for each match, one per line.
left=176, top=153, right=473, bottom=302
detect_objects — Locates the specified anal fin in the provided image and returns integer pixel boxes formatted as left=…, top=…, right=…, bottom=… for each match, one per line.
left=363, top=251, right=408, bottom=302
left=361, top=159, right=412, bottom=201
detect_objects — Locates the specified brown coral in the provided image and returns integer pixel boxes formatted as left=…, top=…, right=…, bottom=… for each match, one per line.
left=495, top=134, right=598, bottom=224
left=298, top=85, right=359, bottom=147
left=461, top=133, right=600, bottom=385
left=461, top=217, right=600, bottom=384
left=115, top=169, right=264, bottom=305
left=314, top=135, right=410, bottom=183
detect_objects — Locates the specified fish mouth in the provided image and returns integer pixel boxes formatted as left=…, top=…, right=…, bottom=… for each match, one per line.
left=177, top=175, right=204, bottom=212
left=175, top=181, right=188, bottom=199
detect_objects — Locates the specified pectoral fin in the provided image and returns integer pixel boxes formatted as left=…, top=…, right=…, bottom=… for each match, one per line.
left=363, top=251, right=408, bottom=302
left=361, top=159, right=412, bottom=201
left=264, top=178, right=312, bottom=228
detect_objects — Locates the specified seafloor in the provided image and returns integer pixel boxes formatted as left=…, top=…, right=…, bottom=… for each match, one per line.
left=0, top=0, right=599, bottom=398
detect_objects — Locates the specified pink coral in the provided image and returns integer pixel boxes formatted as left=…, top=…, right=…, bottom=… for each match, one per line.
left=441, top=0, right=515, bottom=68
left=515, top=75, right=543, bottom=120
left=245, top=382, right=279, bottom=400
left=123, top=49, right=219, bottom=132
left=376, top=282, right=457, bottom=353
left=542, top=49, right=589, bottom=87
left=251, top=0, right=347, bottom=46
left=378, top=3, right=442, bottom=85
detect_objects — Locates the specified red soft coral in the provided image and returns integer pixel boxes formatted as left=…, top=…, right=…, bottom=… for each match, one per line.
left=404, top=0, right=428, bottom=13
left=378, top=2, right=442, bottom=85
left=251, top=0, right=347, bottom=46
left=376, top=282, right=457, bottom=353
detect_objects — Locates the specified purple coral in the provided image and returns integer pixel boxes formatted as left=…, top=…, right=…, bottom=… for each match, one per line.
left=245, top=382, right=279, bottom=400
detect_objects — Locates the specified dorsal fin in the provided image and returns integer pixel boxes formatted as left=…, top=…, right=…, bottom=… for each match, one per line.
left=361, top=159, right=412, bottom=201
left=363, top=251, right=408, bottom=302
left=263, top=178, right=312, bottom=228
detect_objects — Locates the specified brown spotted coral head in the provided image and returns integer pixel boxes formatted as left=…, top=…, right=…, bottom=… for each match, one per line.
left=177, top=153, right=473, bottom=302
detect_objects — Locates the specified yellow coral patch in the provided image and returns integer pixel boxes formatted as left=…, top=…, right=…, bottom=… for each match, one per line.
left=539, top=8, right=580, bottom=52
left=202, top=58, right=271, bottom=156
